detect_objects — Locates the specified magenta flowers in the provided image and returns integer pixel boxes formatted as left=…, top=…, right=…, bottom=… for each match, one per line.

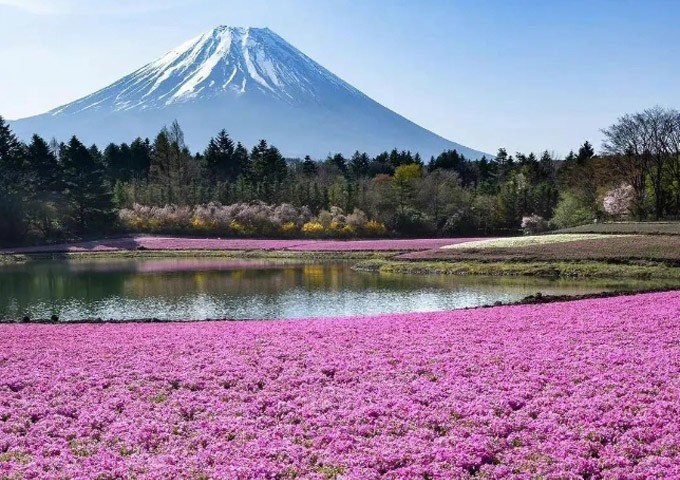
left=2, top=236, right=481, bottom=254
left=1, top=292, right=679, bottom=478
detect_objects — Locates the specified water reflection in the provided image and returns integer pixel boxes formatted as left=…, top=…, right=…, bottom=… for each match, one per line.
left=0, top=258, right=671, bottom=321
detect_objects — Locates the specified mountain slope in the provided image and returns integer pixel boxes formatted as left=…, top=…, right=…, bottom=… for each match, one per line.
left=10, top=26, right=491, bottom=159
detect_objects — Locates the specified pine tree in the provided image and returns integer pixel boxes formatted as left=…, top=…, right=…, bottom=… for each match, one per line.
left=202, top=130, right=237, bottom=182
left=234, top=142, right=250, bottom=178
left=60, top=136, right=113, bottom=234
left=576, top=141, right=595, bottom=165
left=0, top=116, right=25, bottom=194
left=25, top=135, right=61, bottom=191
left=149, top=130, right=173, bottom=203
left=250, top=140, right=287, bottom=184
left=0, top=117, right=27, bottom=244
left=129, top=137, right=152, bottom=179
left=302, top=155, right=317, bottom=176
left=330, top=153, right=348, bottom=176
left=149, top=123, right=198, bottom=204
left=349, top=151, right=369, bottom=179
left=24, top=135, right=64, bottom=237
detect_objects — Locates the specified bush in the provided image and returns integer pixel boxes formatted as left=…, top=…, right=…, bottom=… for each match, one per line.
left=280, top=222, right=298, bottom=235
left=521, top=214, right=549, bottom=235
left=229, top=220, right=246, bottom=235
left=346, top=209, right=368, bottom=230
left=550, top=194, right=597, bottom=229
left=119, top=202, right=388, bottom=238
left=391, top=208, right=433, bottom=236
left=302, top=222, right=325, bottom=235
left=364, top=220, right=388, bottom=237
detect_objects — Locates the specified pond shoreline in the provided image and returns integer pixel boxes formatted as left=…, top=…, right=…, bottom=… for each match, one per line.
left=5, top=245, right=680, bottom=280
left=3, top=286, right=677, bottom=325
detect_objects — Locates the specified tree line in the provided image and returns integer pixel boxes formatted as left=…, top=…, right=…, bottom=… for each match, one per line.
left=1, top=107, right=678, bottom=246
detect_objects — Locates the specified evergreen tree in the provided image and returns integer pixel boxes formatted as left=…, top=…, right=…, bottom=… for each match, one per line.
left=539, top=151, right=556, bottom=180
left=0, top=117, right=27, bottom=244
left=302, top=155, right=318, bottom=176
left=250, top=140, right=287, bottom=184
left=349, top=151, right=369, bottom=179
left=329, top=153, right=348, bottom=176
left=0, top=116, right=25, bottom=194
left=149, top=123, right=197, bottom=204
left=25, top=135, right=61, bottom=191
left=202, top=130, right=237, bottom=182
left=576, top=141, right=595, bottom=165
left=234, top=142, right=250, bottom=178
left=129, top=137, right=152, bottom=179
left=369, top=151, right=393, bottom=176
left=60, top=136, right=113, bottom=234
left=24, top=135, right=64, bottom=237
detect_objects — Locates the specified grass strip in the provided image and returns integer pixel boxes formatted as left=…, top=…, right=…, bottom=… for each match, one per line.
left=354, top=259, right=680, bottom=280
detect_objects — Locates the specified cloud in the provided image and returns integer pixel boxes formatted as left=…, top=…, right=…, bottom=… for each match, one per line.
left=0, top=0, right=198, bottom=15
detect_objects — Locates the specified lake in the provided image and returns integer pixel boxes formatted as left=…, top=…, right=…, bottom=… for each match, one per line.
left=0, top=258, right=663, bottom=321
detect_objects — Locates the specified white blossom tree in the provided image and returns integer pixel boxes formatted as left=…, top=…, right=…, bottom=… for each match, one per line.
left=603, top=184, right=635, bottom=218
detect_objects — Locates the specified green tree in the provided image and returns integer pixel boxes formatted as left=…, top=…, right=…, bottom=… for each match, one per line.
left=25, top=135, right=64, bottom=237
left=0, top=116, right=27, bottom=245
left=149, top=122, right=198, bottom=204
left=392, top=163, right=422, bottom=214
left=202, top=130, right=238, bottom=182
left=249, top=140, right=287, bottom=184
left=349, top=151, right=370, bottom=179
left=60, top=136, right=114, bottom=234
left=551, top=192, right=597, bottom=228
left=302, top=155, right=318, bottom=176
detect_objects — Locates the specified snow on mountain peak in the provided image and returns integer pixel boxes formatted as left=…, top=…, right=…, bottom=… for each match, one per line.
left=13, top=26, right=491, bottom=160
left=50, top=26, right=362, bottom=116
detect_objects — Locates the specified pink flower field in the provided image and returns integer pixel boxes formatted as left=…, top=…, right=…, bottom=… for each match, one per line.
left=1, top=292, right=679, bottom=479
left=1, top=236, right=480, bottom=255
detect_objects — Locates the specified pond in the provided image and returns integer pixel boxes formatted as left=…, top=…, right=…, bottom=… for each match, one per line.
left=0, top=258, right=666, bottom=321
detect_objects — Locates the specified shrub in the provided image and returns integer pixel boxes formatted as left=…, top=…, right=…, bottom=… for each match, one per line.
left=342, top=224, right=357, bottom=236
left=118, top=202, right=388, bottom=238
left=317, top=210, right=333, bottom=229
left=521, top=214, right=549, bottom=235
left=346, top=209, right=368, bottom=230
left=364, top=220, right=387, bottom=237
left=550, top=193, right=597, bottom=229
left=229, top=220, right=246, bottom=235
left=280, top=222, right=298, bottom=235
left=302, top=222, right=325, bottom=235
left=391, top=208, right=433, bottom=236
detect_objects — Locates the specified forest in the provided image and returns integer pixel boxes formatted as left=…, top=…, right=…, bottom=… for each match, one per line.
left=1, top=106, right=680, bottom=246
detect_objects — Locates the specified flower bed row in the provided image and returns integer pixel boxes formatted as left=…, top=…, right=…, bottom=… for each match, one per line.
left=2, top=237, right=482, bottom=254
left=400, top=234, right=680, bottom=264
left=1, top=292, right=679, bottom=478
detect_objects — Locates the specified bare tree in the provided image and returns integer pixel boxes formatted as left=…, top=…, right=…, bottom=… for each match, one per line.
left=602, top=106, right=680, bottom=220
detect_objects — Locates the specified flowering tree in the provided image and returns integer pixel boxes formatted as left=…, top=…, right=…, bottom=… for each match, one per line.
left=603, top=184, right=635, bottom=218
left=520, top=214, right=549, bottom=235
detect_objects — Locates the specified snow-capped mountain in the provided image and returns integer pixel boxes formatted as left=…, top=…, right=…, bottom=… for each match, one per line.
left=11, top=26, right=490, bottom=159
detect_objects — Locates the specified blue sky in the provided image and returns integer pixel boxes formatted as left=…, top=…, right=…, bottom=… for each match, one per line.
left=1, top=0, right=678, bottom=156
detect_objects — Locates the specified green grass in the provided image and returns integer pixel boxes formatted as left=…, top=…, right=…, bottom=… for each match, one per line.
left=354, top=258, right=680, bottom=280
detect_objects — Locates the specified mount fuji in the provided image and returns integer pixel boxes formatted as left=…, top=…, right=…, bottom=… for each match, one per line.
left=10, top=26, right=490, bottom=159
